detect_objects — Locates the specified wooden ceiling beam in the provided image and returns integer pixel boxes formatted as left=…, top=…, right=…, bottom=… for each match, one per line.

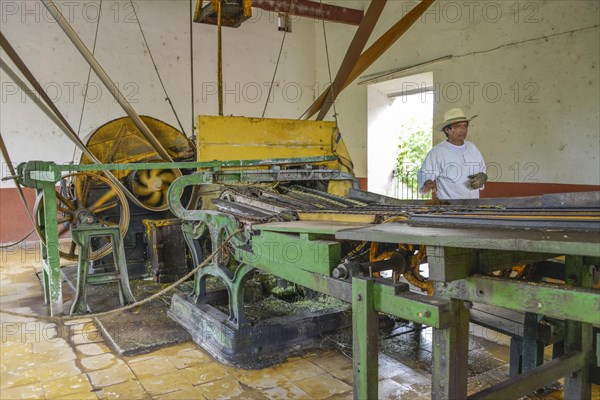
left=252, top=0, right=364, bottom=26
left=304, top=0, right=435, bottom=120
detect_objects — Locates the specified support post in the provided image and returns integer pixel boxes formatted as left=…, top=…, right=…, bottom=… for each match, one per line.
left=432, top=299, right=469, bottom=399
left=522, top=312, right=544, bottom=372
left=352, top=277, right=378, bottom=400
left=40, top=181, right=63, bottom=316
left=563, top=255, right=594, bottom=399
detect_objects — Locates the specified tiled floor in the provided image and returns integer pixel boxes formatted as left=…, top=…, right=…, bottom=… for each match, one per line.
left=0, top=243, right=597, bottom=399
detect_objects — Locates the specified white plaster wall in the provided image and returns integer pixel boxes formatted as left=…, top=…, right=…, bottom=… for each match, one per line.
left=0, top=0, right=316, bottom=188
left=316, top=0, right=600, bottom=185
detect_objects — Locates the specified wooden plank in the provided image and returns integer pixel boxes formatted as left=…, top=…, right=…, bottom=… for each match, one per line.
left=335, top=223, right=600, bottom=257
left=316, top=0, right=387, bottom=120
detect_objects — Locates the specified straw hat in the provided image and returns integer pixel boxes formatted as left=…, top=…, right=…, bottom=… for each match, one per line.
left=435, top=108, right=478, bottom=131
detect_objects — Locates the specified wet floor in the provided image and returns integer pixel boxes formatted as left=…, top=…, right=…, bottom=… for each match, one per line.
left=1, top=243, right=597, bottom=399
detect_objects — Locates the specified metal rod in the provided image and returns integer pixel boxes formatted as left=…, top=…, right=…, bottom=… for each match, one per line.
left=40, top=0, right=174, bottom=163
left=217, top=0, right=224, bottom=116
left=190, top=0, right=196, bottom=134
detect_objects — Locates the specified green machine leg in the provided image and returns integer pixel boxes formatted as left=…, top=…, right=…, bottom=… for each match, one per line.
left=70, top=224, right=135, bottom=315
left=352, top=277, right=378, bottom=400
left=39, top=181, right=64, bottom=316
left=564, top=255, right=594, bottom=399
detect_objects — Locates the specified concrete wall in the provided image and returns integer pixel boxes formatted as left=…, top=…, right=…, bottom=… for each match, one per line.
left=316, top=0, right=600, bottom=186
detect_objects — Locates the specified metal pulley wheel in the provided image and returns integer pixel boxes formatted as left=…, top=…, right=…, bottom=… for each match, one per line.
left=33, top=172, right=130, bottom=261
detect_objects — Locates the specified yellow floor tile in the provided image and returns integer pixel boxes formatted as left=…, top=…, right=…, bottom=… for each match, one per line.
left=66, top=321, right=98, bottom=335
left=326, top=392, right=354, bottom=400
left=41, top=373, right=94, bottom=399
left=72, top=331, right=104, bottom=345
left=0, top=365, right=40, bottom=389
left=80, top=353, right=123, bottom=372
left=236, top=368, right=290, bottom=390
left=127, top=356, right=178, bottom=378
left=155, top=341, right=199, bottom=355
left=307, top=351, right=352, bottom=372
left=195, top=377, right=245, bottom=399
left=159, top=346, right=214, bottom=369
left=95, top=380, right=149, bottom=400
left=0, top=382, right=45, bottom=399
left=273, top=358, right=326, bottom=382
left=153, top=386, right=206, bottom=400
left=75, top=342, right=112, bottom=357
left=136, top=369, right=199, bottom=397
left=48, top=390, right=99, bottom=399
left=0, top=341, right=33, bottom=360
left=86, top=363, right=137, bottom=388
left=0, top=348, right=37, bottom=373
left=378, top=378, right=420, bottom=400
left=122, top=349, right=163, bottom=364
left=262, top=379, right=310, bottom=399
left=35, top=359, right=83, bottom=382
left=181, top=362, right=231, bottom=385
left=293, top=373, right=352, bottom=399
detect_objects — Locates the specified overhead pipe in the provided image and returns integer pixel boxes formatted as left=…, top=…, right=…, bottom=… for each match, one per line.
left=39, top=0, right=174, bottom=163
left=252, top=0, right=363, bottom=26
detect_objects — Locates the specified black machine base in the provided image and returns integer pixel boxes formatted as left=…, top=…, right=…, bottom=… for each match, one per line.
left=168, top=293, right=351, bottom=369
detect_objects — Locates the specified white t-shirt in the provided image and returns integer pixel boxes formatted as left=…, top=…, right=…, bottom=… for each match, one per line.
left=417, top=140, right=486, bottom=199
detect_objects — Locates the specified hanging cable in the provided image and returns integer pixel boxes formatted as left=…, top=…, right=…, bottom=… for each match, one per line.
left=129, top=0, right=187, bottom=135
left=262, top=0, right=295, bottom=118
left=71, top=0, right=103, bottom=163
left=0, top=230, right=35, bottom=248
left=190, top=0, right=196, bottom=136
left=319, top=0, right=338, bottom=129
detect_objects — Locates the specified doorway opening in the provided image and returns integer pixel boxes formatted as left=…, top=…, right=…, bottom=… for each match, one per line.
left=367, top=72, right=433, bottom=199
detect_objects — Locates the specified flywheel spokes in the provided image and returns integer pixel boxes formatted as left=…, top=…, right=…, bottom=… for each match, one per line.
left=34, top=172, right=130, bottom=261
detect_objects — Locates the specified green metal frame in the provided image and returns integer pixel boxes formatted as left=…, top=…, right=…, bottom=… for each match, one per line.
left=15, top=157, right=351, bottom=316
left=336, top=223, right=599, bottom=399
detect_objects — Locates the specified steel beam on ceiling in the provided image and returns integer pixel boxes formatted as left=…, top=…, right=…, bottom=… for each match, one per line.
left=252, top=0, right=363, bottom=26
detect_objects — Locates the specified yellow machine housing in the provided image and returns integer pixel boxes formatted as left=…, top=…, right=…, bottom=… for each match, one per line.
left=196, top=115, right=355, bottom=196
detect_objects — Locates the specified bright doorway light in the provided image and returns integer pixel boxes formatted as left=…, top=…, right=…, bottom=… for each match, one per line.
left=367, top=72, right=434, bottom=199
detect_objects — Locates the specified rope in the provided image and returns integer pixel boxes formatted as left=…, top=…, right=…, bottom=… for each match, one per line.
left=319, top=0, right=339, bottom=128
left=0, top=228, right=243, bottom=322
left=71, top=0, right=103, bottom=163
left=262, top=0, right=295, bottom=118
left=129, top=0, right=187, bottom=136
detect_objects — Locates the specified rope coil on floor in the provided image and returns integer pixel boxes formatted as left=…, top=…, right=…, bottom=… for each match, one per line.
left=0, top=228, right=243, bottom=322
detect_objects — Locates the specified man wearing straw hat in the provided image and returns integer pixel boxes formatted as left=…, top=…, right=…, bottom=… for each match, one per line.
left=417, top=108, right=487, bottom=199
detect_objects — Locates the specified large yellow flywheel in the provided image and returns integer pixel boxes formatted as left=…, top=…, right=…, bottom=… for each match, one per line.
left=80, top=115, right=195, bottom=212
